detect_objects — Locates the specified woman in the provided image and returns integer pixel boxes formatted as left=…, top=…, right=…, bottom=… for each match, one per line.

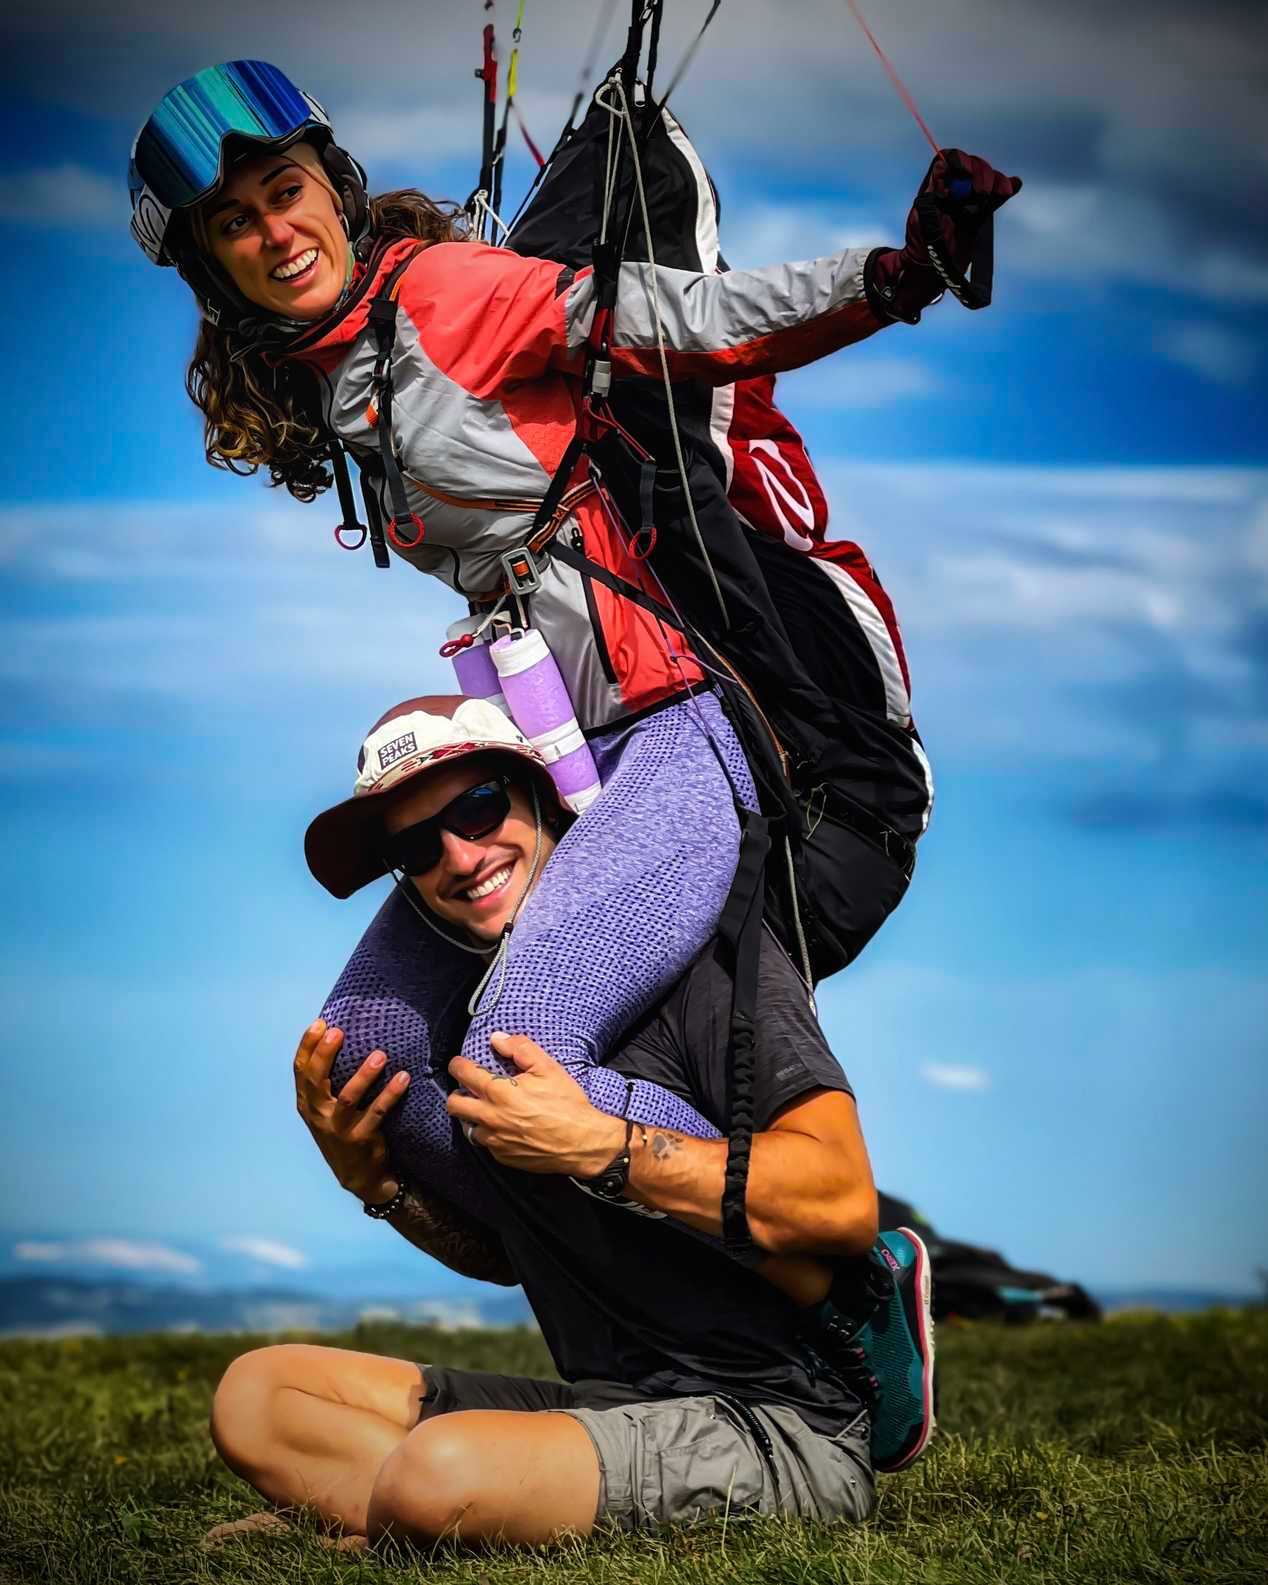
left=129, top=60, right=1019, bottom=1192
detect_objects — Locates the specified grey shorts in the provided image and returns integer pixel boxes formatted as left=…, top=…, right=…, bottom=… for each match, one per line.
left=419, top=1364, right=874, bottom=1534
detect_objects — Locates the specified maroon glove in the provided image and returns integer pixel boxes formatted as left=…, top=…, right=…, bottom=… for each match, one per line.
left=866, top=149, right=1023, bottom=324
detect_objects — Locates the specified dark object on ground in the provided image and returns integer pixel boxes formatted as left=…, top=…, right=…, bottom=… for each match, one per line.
left=879, top=1191, right=1103, bottom=1324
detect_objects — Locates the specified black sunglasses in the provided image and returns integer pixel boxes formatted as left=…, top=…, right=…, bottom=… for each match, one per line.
left=382, top=776, right=513, bottom=877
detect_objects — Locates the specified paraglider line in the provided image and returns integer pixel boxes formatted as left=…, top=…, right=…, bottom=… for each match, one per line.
left=646, top=0, right=722, bottom=129
left=843, top=0, right=940, bottom=156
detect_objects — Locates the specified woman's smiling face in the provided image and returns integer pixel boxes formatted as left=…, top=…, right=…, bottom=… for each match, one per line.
left=200, top=145, right=349, bottom=320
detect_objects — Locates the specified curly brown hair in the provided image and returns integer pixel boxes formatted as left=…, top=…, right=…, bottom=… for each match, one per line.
left=185, top=190, right=467, bottom=502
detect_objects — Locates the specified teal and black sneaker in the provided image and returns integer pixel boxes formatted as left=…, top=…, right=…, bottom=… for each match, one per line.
left=861, top=1228, right=936, bottom=1472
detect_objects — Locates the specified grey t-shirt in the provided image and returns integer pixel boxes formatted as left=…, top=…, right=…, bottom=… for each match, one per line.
left=607, top=924, right=853, bottom=1131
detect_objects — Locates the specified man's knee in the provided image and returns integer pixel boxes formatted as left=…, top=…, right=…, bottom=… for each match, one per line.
left=209, top=1343, right=309, bottom=1476
left=367, top=1419, right=481, bottom=1542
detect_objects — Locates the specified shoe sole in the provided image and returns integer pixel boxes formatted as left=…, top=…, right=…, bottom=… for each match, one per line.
left=876, top=1226, right=937, bottom=1472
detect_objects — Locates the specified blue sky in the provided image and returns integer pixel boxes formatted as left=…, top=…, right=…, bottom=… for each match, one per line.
left=1, top=0, right=1265, bottom=1302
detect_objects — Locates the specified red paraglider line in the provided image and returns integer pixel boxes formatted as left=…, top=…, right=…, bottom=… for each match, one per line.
left=843, top=0, right=941, bottom=156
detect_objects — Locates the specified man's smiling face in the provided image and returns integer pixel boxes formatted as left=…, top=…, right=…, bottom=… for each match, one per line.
left=382, top=758, right=554, bottom=945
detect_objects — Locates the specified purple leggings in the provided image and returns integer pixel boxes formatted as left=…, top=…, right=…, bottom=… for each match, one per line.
left=321, top=690, right=757, bottom=1206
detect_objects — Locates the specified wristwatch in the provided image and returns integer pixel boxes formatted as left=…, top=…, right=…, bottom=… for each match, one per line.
left=574, top=1118, right=635, bottom=1202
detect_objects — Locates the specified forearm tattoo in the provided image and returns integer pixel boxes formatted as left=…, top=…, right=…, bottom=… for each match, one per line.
left=389, top=1189, right=517, bottom=1285
left=650, top=1130, right=685, bottom=1161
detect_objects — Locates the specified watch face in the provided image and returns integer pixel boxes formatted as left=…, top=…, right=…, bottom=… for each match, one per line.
left=591, top=1168, right=627, bottom=1200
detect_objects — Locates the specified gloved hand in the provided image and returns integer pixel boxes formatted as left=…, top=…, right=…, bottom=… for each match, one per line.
left=866, top=149, right=1023, bottom=323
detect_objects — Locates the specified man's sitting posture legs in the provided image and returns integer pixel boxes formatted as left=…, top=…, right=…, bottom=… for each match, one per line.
left=210, top=1347, right=601, bottom=1544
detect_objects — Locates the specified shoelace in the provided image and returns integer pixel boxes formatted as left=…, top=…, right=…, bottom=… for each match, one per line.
left=801, top=1299, right=881, bottom=1406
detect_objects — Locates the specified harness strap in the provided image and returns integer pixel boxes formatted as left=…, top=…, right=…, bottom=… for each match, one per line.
left=357, top=460, right=390, bottom=568
left=329, top=442, right=374, bottom=558
left=547, top=537, right=677, bottom=626
left=529, top=431, right=589, bottom=542
left=366, top=245, right=426, bottom=553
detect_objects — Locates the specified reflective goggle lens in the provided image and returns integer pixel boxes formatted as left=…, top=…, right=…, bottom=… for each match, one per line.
left=384, top=780, right=513, bottom=876
left=133, top=60, right=318, bottom=210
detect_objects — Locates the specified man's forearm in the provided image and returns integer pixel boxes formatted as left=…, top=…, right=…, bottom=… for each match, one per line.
left=619, top=1122, right=875, bottom=1258
left=386, top=1188, right=518, bottom=1285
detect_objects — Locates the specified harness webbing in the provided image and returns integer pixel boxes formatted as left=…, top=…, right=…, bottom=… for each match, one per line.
left=365, top=246, right=426, bottom=551
left=548, top=537, right=675, bottom=627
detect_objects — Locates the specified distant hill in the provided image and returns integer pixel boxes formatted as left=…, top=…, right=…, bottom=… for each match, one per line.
left=1093, top=1286, right=1261, bottom=1315
left=0, top=1271, right=1258, bottom=1339
left=0, top=1275, right=534, bottom=1339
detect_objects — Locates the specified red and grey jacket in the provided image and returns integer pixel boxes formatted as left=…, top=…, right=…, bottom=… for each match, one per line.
left=289, top=236, right=889, bottom=734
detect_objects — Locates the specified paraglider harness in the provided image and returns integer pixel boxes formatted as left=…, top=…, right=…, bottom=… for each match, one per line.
left=338, top=1, right=986, bottom=1255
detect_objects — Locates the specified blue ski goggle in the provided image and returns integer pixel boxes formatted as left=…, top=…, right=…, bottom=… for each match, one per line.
left=130, top=59, right=328, bottom=213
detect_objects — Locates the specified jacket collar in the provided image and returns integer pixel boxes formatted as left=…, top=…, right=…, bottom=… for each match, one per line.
left=281, top=236, right=424, bottom=364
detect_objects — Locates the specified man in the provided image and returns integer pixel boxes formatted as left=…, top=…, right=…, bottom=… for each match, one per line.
left=208, top=696, right=933, bottom=1548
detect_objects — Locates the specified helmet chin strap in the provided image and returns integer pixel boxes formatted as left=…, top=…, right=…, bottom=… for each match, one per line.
left=387, top=784, right=547, bottom=1024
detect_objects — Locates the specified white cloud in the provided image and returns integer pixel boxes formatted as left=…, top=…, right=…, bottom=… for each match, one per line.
left=7, top=2, right=1262, bottom=306
left=341, top=84, right=574, bottom=174
left=778, top=356, right=939, bottom=410
left=220, top=1236, right=309, bottom=1270
left=1009, top=184, right=1268, bottom=306
left=412, top=1299, right=485, bottom=1330
left=1156, top=323, right=1258, bottom=386
left=812, top=461, right=1268, bottom=762
left=0, top=1321, right=104, bottom=1340
left=4, top=464, right=1266, bottom=779
left=0, top=164, right=121, bottom=229
left=13, top=1239, right=202, bottom=1275
left=921, top=1063, right=990, bottom=1092
left=720, top=202, right=891, bottom=272
left=242, top=1302, right=325, bottom=1331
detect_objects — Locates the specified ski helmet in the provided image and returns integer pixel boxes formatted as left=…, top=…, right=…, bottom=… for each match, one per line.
left=128, top=59, right=371, bottom=327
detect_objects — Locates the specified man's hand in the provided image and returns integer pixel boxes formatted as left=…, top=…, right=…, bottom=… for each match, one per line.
left=447, top=1034, right=625, bottom=1178
left=294, top=1019, right=409, bottom=1206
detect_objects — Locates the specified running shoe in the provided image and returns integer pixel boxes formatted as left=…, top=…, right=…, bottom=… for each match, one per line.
left=861, top=1227, right=937, bottom=1472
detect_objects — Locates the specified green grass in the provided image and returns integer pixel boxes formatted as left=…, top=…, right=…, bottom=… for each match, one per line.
left=2, top=1311, right=1266, bottom=1584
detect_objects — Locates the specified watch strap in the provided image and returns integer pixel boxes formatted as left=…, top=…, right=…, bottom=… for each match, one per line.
left=578, top=1116, right=635, bottom=1201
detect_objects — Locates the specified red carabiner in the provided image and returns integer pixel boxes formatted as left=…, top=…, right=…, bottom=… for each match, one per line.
left=438, top=633, right=476, bottom=659
left=630, top=524, right=658, bottom=561
left=387, top=513, right=426, bottom=550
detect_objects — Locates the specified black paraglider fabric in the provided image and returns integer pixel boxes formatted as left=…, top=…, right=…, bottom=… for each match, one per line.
left=507, top=79, right=709, bottom=275
left=876, top=1191, right=1103, bottom=1324
left=503, top=73, right=932, bottom=1249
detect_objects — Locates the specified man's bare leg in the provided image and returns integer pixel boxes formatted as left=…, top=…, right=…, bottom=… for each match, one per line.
left=209, top=1343, right=425, bottom=1538
left=367, top=1408, right=601, bottom=1547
